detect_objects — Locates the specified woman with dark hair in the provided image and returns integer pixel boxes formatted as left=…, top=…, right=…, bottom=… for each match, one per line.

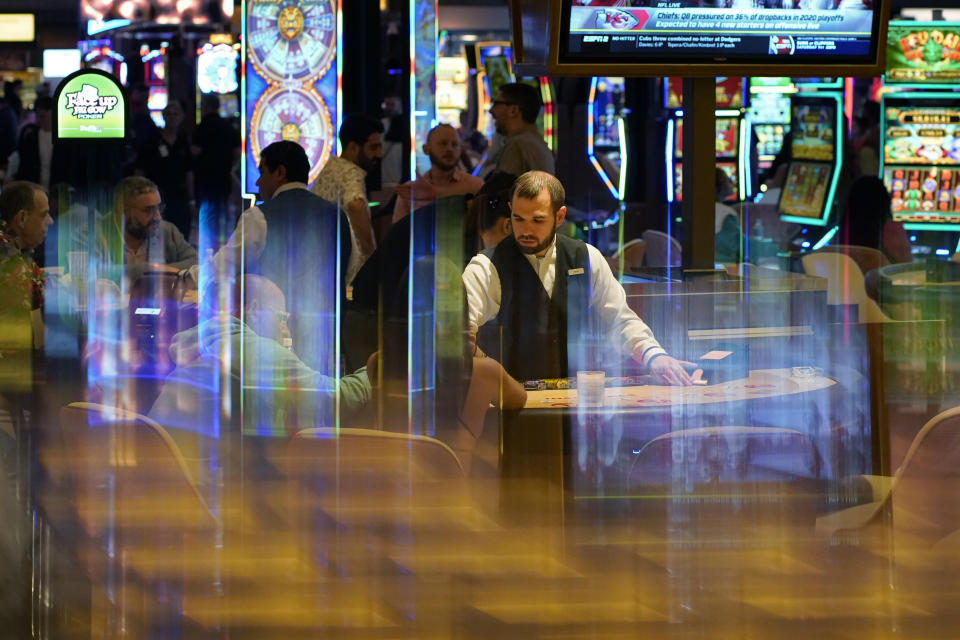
left=839, top=175, right=913, bottom=264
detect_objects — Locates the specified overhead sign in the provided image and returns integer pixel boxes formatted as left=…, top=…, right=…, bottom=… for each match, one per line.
left=0, top=14, right=35, bottom=42
left=886, top=22, right=960, bottom=84
left=53, top=69, right=127, bottom=142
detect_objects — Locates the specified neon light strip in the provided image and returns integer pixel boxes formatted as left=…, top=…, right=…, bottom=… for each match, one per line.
left=540, top=77, right=555, bottom=151
left=409, top=0, right=416, bottom=180
left=240, top=1, right=248, bottom=198
left=844, top=77, right=853, bottom=136
left=812, top=225, right=838, bottom=250
left=739, top=113, right=750, bottom=200
left=904, top=223, right=960, bottom=232
left=617, top=116, right=628, bottom=199
left=336, top=0, right=343, bottom=156
left=587, top=77, right=619, bottom=201
left=665, top=119, right=675, bottom=204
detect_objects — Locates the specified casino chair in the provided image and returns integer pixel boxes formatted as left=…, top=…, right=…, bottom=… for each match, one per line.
left=278, top=428, right=474, bottom=578
left=41, top=403, right=219, bottom=632
left=801, top=251, right=892, bottom=323
left=628, top=426, right=822, bottom=487
left=816, top=405, right=960, bottom=553
left=625, top=426, right=823, bottom=533
left=281, top=429, right=468, bottom=529
left=606, top=238, right=646, bottom=275
left=45, top=402, right=215, bottom=536
left=812, top=244, right=890, bottom=302
left=641, top=230, right=682, bottom=267
left=813, top=244, right=890, bottom=275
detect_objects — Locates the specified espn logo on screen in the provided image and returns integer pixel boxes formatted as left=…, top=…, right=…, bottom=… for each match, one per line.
left=583, top=35, right=609, bottom=43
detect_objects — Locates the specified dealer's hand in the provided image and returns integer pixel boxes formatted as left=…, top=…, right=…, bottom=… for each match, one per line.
left=649, top=355, right=695, bottom=386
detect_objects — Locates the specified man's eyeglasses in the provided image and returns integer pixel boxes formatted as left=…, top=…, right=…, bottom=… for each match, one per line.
left=132, top=203, right=166, bottom=215
left=490, top=100, right=516, bottom=108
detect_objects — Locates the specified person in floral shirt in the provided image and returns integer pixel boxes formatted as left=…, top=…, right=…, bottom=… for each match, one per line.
left=0, top=181, right=51, bottom=313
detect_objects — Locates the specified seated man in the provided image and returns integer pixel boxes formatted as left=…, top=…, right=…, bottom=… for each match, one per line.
left=0, top=181, right=51, bottom=372
left=149, top=274, right=371, bottom=437
left=0, top=180, right=51, bottom=311
left=463, top=171, right=693, bottom=385
left=393, top=123, right=483, bottom=223
left=116, top=176, right=197, bottom=279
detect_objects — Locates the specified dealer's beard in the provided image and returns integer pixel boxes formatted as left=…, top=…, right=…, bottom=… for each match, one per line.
left=516, top=229, right=556, bottom=256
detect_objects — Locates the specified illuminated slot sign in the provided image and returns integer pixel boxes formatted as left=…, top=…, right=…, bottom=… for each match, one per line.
left=53, top=69, right=127, bottom=142
left=886, top=22, right=960, bottom=84
left=0, top=14, right=35, bottom=42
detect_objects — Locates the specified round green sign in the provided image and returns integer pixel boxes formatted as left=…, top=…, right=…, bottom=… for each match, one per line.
left=55, top=69, right=127, bottom=141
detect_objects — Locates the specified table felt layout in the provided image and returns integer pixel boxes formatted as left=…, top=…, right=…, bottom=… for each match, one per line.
left=523, top=369, right=835, bottom=409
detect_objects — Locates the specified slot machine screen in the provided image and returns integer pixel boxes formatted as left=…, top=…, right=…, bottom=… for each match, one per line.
left=147, top=86, right=167, bottom=112
left=882, top=96, right=960, bottom=225
left=666, top=77, right=745, bottom=109
left=717, top=161, right=739, bottom=203
left=884, top=167, right=960, bottom=225
left=479, top=46, right=513, bottom=103
left=672, top=161, right=739, bottom=203
left=779, top=161, right=831, bottom=220
left=146, top=57, right=165, bottom=85
left=886, top=22, right=960, bottom=85
left=755, top=124, right=788, bottom=163
left=882, top=98, right=960, bottom=168
left=716, top=118, right=739, bottom=158
left=791, top=98, right=837, bottom=163
left=674, top=118, right=740, bottom=159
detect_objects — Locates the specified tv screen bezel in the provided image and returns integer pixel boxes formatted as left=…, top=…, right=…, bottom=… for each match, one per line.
left=548, top=0, right=889, bottom=77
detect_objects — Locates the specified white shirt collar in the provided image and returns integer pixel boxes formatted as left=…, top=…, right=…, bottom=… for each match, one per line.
left=271, top=182, right=308, bottom=198
left=521, top=235, right=557, bottom=267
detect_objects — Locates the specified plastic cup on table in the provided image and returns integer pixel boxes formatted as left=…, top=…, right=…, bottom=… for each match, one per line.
left=577, top=371, right=606, bottom=407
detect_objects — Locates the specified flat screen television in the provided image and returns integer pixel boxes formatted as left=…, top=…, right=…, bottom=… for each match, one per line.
left=511, top=0, right=889, bottom=76
left=881, top=93, right=960, bottom=228
left=886, top=21, right=960, bottom=85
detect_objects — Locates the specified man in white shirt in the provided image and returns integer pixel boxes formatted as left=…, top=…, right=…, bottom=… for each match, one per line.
left=462, top=171, right=693, bottom=385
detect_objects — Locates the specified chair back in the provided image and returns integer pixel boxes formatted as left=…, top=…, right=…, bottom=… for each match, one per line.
left=641, top=230, right=681, bottom=267
left=608, top=238, right=647, bottom=274
left=48, top=402, right=214, bottom=533
left=889, top=406, right=960, bottom=544
left=628, top=426, right=822, bottom=488
left=801, top=251, right=891, bottom=322
left=286, top=428, right=464, bottom=482
left=814, top=244, right=889, bottom=275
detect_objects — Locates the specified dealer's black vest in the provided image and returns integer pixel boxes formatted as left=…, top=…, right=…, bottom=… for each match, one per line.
left=478, top=234, right=595, bottom=382
left=254, top=187, right=351, bottom=375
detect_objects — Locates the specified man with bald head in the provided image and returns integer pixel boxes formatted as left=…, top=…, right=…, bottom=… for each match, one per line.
left=150, top=274, right=371, bottom=436
left=392, top=123, right=483, bottom=222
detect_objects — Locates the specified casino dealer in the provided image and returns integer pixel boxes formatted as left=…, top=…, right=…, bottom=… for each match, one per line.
left=463, top=171, right=693, bottom=387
